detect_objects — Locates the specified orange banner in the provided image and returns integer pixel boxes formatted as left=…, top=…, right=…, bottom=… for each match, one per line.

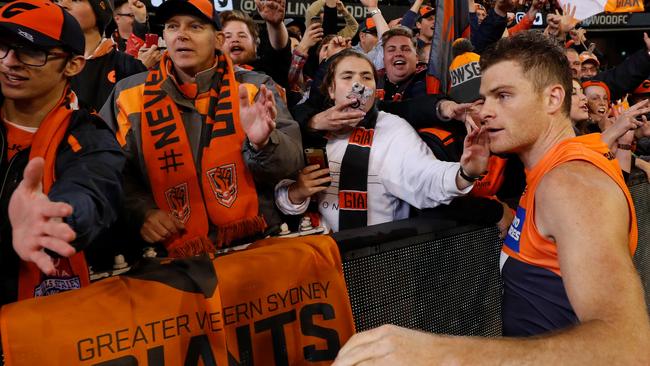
left=219, top=236, right=355, bottom=365
left=0, top=236, right=355, bottom=365
left=605, top=0, right=644, bottom=13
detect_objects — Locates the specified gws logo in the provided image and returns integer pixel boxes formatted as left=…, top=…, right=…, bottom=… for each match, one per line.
left=207, top=163, right=238, bottom=208
left=165, top=182, right=191, bottom=223
left=2, top=2, right=38, bottom=18
left=504, top=206, right=526, bottom=253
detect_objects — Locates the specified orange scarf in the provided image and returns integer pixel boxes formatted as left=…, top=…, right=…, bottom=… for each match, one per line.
left=17, top=87, right=90, bottom=300
left=142, top=53, right=265, bottom=257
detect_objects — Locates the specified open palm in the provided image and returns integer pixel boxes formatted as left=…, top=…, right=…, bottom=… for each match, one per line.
left=239, top=84, right=277, bottom=150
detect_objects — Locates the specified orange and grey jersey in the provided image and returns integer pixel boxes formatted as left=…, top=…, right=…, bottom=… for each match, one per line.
left=98, top=64, right=303, bottom=234
left=501, top=133, right=637, bottom=336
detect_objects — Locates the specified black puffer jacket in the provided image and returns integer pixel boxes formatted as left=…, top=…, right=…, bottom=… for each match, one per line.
left=0, top=106, right=125, bottom=305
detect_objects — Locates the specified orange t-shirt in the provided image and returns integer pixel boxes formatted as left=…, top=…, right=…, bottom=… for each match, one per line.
left=3, top=120, right=36, bottom=161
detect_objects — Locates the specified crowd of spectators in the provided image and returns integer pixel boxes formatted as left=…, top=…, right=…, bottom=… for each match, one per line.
left=0, top=0, right=649, bottom=363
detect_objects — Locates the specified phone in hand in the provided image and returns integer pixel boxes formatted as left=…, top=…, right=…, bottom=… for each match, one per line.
left=145, top=33, right=159, bottom=48
left=311, top=15, right=322, bottom=25
left=304, top=148, right=328, bottom=169
left=304, top=148, right=330, bottom=186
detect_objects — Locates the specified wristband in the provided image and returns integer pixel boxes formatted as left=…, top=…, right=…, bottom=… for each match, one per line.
left=436, top=101, right=452, bottom=121
left=618, top=144, right=633, bottom=150
left=459, top=166, right=482, bottom=182
left=368, top=8, right=381, bottom=16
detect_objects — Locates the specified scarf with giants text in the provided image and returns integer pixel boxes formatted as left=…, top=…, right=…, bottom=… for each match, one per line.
left=338, top=105, right=378, bottom=230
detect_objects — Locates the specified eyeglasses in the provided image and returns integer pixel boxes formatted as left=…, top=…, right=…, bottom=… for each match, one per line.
left=116, top=13, right=135, bottom=17
left=0, top=42, right=69, bottom=67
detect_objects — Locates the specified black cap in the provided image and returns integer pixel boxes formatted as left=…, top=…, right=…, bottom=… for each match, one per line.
left=155, top=0, right=221, bottom=30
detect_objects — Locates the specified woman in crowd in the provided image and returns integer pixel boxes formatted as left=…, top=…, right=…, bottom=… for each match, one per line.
left=570, top=78, right=591, bottom=135
left=275, top=49, right=489, bottom=232
left=574, top=79, right=650, bottom=177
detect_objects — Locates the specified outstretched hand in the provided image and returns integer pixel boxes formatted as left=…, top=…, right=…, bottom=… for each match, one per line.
left=438, top=100, right=480, bottom=131
left=460, top=125, right=490, bottom=179
left=601, top=99, right=650, bottom=148
left=8, top=158, right=76, bottom=275
left=556, top=4, right=580, bottom=34
left=297, top=22, right=324, bottom=54
left=128, top=0, right=148, bottom=23
left=240, top=84, right=277, bottom=150
left=544, top=13, right=561, bottom=37
left=255, top=0, right=286, bottom=25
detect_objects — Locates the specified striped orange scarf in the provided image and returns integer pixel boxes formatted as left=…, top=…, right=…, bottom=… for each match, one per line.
left=141, top=53, right=266, bottom=257
left=18, top=87, right=90, bottom=300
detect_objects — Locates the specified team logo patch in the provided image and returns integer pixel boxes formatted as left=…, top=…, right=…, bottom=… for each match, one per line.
left=33, top=276, right=81, bottom=297
left=2, top=2, right=38, bottom=18
left=207, top=164, right=237, bottom=208
left=107, top=70, right=116, bottom=83
left=165, top=183, right=191, bottom=223
left=504, top=206, right=526, bottom=253
left=17, top=29, right=34, bottom=42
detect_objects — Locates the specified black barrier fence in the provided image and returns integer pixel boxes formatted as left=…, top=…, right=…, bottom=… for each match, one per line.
left=630, top=173, right=650, bottom=315
left=336, top=216, right=504, bottom=337
left=335, top=173, right=650, bottom=337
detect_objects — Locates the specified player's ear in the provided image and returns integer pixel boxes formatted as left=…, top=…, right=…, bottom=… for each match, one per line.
left=546, top=84, right=566, bottom=115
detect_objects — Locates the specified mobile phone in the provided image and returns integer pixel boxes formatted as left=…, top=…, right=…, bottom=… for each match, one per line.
left=304, top=148, right=330, bottom=186
left=311, top=15, right=322, bottom=25
left=304, top=148, right=329, bottom=169
left=145, top=33, right=159, bottom=48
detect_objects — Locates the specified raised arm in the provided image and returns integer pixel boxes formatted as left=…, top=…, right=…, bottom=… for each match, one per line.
left=593, top=33, right=650, bottom=101
left=360, top=0, right=388, bottom=37
left=256, top=0, right=289, bottom=50
left=400, top=0, right=423, bottom=29
left=336, top=0, right=359, bottom=38
left=471, top=0, right=513, bottom=53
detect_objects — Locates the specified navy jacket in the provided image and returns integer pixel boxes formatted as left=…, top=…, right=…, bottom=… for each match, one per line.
left=0, top=107, right=125, bottom=305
